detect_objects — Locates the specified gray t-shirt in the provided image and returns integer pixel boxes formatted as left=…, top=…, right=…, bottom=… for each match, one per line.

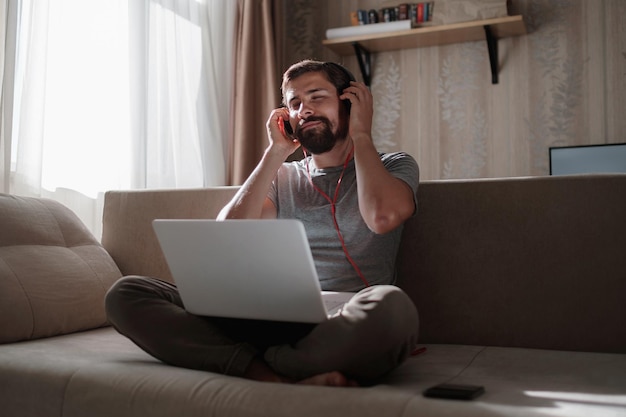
left=268, top=152, right=419, bottom=292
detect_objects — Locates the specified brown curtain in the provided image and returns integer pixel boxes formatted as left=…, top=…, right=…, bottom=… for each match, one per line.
left=229, top=0, right=284, bottom=185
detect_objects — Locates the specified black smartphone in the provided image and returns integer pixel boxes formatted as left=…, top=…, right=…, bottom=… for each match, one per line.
left=423, top=383, right=485, bottom=400
left=282, top=118, right=294, bottom=137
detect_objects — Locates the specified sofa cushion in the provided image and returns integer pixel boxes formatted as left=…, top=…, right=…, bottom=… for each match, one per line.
left=0, top=194, right=122, bottom=343
left=397, top=175, right=626, bottom=353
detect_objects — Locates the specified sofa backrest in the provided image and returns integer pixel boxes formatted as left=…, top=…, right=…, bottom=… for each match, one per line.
left=0, top=194, right=122, bottom=344
left=396, top=174, right=626, bottom=353
left=101, top=187, right=240, bottom=281
left=101, top=175, right=626, bottom=354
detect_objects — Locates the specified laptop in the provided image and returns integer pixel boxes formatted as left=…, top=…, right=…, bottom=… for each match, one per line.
left=152, top=219, right=354, bottom=323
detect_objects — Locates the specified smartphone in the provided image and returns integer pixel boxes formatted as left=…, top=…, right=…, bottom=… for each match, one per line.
left=282, top=118, right=294, bottom=137
left=423, top=383, right=485, bottom=400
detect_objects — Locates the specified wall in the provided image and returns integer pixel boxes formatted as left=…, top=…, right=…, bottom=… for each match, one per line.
left=279, top=0, right=626, bottom=180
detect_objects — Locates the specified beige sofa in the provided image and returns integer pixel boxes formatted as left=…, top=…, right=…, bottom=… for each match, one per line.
left=1, top=174, right=625, bottom=417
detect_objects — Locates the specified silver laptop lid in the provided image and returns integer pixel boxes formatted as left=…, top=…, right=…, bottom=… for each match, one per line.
left=152, top=219, right=329, bottom=323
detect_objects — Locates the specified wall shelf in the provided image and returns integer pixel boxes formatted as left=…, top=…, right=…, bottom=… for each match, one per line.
left=322, top=15, right=526, bottom=85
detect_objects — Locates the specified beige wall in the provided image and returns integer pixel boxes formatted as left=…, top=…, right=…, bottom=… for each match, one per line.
left=279, top=0, right=626, bottom=180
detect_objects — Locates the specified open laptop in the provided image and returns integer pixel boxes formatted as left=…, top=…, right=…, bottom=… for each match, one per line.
left=152, top=219, right=354, bottom=323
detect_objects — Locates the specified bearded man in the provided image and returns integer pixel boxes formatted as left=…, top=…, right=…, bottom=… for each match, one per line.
left=106, top=60, right=420, bottom=387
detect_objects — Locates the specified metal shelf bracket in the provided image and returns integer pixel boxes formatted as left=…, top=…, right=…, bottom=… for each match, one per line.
left=484, top=25, right=499, bottom=84
left=352, top=42, right=372, bottom=86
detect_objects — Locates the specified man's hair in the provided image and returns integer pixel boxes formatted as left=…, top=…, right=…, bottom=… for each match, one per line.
left=281, top=60, right=355, bottom=106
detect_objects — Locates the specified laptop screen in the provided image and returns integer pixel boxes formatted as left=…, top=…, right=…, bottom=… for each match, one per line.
left=549, top=143, right=626, bottom=175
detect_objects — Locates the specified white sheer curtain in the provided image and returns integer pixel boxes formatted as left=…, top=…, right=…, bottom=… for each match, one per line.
left=131, top=0, right=234, bottom=189
left=1, top=0, right=235, bottom=239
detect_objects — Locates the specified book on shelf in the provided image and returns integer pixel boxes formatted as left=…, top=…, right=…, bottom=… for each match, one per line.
left=326, top=19, right=415, bottom=40
left=327, top=3, right=434, bottom=40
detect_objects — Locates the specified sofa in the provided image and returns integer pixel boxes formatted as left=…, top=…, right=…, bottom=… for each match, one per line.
left=1, top=174, right=625, bottom=417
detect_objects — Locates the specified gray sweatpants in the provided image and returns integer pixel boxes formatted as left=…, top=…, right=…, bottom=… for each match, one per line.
left=105, top=276, right=419, bottom=382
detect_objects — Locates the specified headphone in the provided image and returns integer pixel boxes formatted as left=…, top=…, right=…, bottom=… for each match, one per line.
left=324, top=62, right=356, bottom=114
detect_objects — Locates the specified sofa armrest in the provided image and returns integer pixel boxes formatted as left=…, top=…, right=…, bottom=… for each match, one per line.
left=0, top=194, right=122, bottom=343
left=101, top=187, right=239, bottom=281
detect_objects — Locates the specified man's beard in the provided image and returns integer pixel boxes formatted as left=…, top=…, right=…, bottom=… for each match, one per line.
left=295, top=112, right=349, bottom=155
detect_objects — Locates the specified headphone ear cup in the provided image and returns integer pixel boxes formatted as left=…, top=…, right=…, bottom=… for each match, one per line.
left=331, top=63, right=356, bottom=115
left=343, top=98, right=351, bottom=114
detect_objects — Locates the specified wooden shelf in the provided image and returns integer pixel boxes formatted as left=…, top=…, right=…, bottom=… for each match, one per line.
left=322, top=15, right=526, bottom=85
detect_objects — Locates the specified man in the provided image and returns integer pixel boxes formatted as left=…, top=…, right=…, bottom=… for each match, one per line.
left=106, top=60, right=419, bottom=387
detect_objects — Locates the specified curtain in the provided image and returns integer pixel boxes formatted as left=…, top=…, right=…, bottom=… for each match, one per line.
left=11, top=1, right=129, bottom=213
left=2, top=0, right=236, bottom=238
left=0, top=0, right=13, bottom=193
left=133, top=0, right=235, bottom=189
left=229, top=0, right=283, bottom=185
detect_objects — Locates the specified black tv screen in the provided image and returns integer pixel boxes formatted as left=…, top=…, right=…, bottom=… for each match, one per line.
left=549, top=143, right=626, bottom=175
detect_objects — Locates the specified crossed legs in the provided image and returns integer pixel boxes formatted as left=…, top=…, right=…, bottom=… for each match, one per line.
left=105, top=276, right=419, bottom=385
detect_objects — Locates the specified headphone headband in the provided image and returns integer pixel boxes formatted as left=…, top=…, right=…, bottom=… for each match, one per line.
left=326, top=62, right=356, bottom=85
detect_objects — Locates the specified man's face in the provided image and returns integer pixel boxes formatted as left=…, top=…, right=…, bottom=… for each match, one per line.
left=284, top=72, right=349, bottom=155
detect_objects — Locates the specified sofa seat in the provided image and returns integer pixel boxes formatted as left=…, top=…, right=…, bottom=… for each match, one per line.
left=1, top=327, right=624, bottom=417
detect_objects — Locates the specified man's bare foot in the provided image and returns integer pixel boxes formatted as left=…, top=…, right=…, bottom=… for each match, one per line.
left=244, top=358, right=291, bottom=383
left=298, top=371, right=358, bottom=387
left=244, top=359, right=358, bottom=386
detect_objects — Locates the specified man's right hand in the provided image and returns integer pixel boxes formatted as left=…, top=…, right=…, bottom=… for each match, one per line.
left=266, top=108, right=301, bottom=159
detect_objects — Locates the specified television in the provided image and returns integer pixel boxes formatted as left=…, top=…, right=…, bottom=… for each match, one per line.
left=549, top=143, right=626, bottom=175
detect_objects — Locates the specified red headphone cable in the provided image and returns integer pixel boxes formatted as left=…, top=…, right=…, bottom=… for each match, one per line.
left=304, top=148, right=370, bottom=288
